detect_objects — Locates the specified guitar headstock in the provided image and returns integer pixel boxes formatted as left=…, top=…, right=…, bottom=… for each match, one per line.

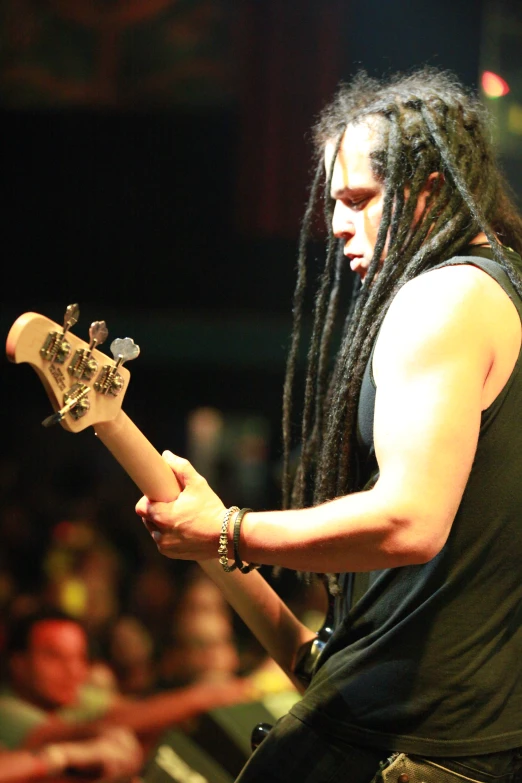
left=6, top=305, right=139, bottom=433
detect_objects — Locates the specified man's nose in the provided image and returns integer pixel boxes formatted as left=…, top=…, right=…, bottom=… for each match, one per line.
left=332, top=202, right=355, bottom=239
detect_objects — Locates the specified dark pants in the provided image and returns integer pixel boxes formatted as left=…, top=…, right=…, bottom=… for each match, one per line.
left=235, top=713, right=522, bottom=783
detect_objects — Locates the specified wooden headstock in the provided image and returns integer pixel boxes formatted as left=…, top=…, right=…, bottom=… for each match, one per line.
left=6, top=304, right=180, bottom=502
left=6, top=306, right=136, bottom=433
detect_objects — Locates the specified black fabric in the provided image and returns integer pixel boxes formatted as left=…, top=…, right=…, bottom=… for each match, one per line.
left=234, top=712, right=389, bottom=783
left=291, top=247, right=522, bottom=756
left=234, top=713, right=522, bottom=783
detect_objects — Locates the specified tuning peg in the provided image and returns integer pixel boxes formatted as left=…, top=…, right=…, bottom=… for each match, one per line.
left=40, top=304, right=79, bottom=364
left=93, top=337, right=139, bottom=397
left=67, top=319, right=108, bottom=381
left=42, top=383, right=90, bottom=427
left=63, top=304, right=80, bottom=334
left=89, top=320, right=108, bottom=350
left=110, top=337, right=140, bottom=368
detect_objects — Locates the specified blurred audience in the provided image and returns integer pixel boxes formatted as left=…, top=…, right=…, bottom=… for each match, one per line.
left=156, top=567, right=300, bottom=725
left=0, top=406, right=308, bottom=781
left=107, top=615, right=156, bottom=696
left=158, top=568, right=240, bottom=689
left=42, top=521, right=121, bottom=639
left=0, top=607, right=254, bottom=760
left=126, top=558, right=178, bottom=647
left=0, top=728, right=142, bottom=782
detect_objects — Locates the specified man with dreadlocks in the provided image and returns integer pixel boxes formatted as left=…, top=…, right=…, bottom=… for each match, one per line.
left=136, top=68, right=522, bottom=783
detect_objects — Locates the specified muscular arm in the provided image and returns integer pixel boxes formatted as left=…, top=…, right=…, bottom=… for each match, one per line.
left=137, top=265, right=520, bottom=672
left=239, top=265, right=518, bottom=571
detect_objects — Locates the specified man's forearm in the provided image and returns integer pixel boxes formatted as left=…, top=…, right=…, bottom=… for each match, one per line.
left=239, top=482, right=448, bottom=573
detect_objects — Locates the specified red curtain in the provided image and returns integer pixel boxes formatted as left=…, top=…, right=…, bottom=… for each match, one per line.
left=236, top=0, right=346, bottom=238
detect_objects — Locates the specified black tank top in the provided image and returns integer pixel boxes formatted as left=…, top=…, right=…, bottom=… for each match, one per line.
left=291, top=247, right=522, bottom=756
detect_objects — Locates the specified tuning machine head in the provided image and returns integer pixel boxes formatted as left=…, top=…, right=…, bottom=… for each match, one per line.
left=111, top=337, right=140, bottom=367
left=94, top=337, right=140, bottom=396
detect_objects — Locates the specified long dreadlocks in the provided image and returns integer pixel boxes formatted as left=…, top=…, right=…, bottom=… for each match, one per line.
left=282, top=68, right=522, bottom=529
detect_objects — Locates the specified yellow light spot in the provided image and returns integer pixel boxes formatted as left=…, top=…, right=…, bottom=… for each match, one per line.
left=60, top=578, right=87, bottom=617
left=508, top=103, right=522, bottom=135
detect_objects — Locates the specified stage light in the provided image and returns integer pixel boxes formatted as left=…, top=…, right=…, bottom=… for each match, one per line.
left=482, top=71, right=510, bottom=99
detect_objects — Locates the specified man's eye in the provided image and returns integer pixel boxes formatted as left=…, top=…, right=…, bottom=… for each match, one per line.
left=348, top=198, right=367, bottom=210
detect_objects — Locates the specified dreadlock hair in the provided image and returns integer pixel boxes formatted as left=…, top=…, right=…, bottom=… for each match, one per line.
left=282, top=68, right=522, bottom=575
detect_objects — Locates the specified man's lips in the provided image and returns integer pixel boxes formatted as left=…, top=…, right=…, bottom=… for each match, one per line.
left=347, top=255, right=368, bottom=277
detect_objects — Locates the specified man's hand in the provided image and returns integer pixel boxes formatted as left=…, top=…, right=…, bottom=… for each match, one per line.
left=135, top=451, right=226, bottom=561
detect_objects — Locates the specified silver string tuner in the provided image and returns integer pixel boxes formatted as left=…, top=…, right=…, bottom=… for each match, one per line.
left=110, top=337, right=140, bottom=368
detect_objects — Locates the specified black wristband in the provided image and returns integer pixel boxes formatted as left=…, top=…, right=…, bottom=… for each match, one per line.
left=233, top=508, right=260, bottom=573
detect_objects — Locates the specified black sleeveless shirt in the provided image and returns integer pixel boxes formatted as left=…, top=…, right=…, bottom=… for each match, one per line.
left=291, top=248, right=522, bottom=756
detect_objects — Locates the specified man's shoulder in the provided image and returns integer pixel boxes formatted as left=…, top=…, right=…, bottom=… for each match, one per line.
left=399, top=261, right=494, bottom=304
left=0, top=687, right=42, bottom=714
left=0, top=689, right=47, bottom=748
left=374, top=264, right=510, bottom=376
left=386, top=261, right=515, bottom=337
left=374, top=259, right=521, bottom=391
left=382, top=263, right=490, bottom=342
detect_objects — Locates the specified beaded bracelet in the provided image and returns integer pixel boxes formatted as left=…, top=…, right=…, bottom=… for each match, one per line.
left=218, top=506, right=239, bottom=572
left=233, top=507, right=261, bottom=573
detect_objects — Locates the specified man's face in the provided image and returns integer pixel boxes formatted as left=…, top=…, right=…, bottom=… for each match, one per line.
left=326, top=120, right=435, bottom=281
left=325, top=121, right=386, bottom=282
left=13, top=620, right=89, bottom=710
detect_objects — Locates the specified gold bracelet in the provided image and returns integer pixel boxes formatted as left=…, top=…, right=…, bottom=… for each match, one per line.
left=218, top=506, right=239, bottom=572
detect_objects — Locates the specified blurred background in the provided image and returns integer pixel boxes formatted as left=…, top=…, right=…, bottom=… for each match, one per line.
left=0, top=0, right=521, bottom=739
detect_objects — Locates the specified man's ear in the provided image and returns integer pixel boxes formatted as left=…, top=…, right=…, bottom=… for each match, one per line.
left=424, top=171, right=444, bottom=199
left=414, top=171, right=443, bottom=220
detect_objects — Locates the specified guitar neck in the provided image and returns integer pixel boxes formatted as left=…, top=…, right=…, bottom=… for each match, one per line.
left=95, top=411, right=180, bottom=502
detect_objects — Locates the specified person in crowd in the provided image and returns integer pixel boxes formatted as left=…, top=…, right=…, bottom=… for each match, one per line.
left=158, top=569, right=241, bottom=689
left=107, top=614, right=157, bottom=697
left=0, top=607, right=253, bottom=756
